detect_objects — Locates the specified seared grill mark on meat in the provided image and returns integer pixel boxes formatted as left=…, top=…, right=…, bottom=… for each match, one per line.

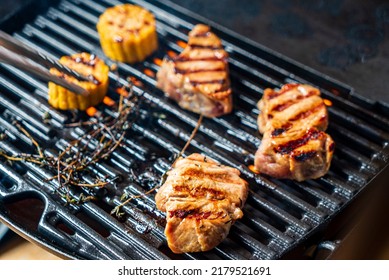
left=190, top=79, right=226, bottom=86
left=187, top=44, right=222, bottom=50
left=174, top=60, right=227, bottom=75
left=271, top=123, right=293, bottom=137
left=173, top=185, right=225, bottom=200
left=174, top=67, right=226, bottom=74
left=292, top=151, right=317, bottom=162
left=181, top=168, right=231, bottom=183
left=173, top=56, right=225, bottom=62
left=274, top=128, right=323, bottom=154
left=272, top=102, right=293, bottom=112
left=169, top=209, right=224, bottom=220
left=271, top=90, right=318, bottom=112
left=257, top=84, right=325, bottom=134
left=289, top=103, right=325, bottom=122
left=271, top=128, right=287, bottom=137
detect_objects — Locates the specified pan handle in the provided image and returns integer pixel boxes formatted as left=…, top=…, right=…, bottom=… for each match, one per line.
left=313, top=240, right=341, bottom=259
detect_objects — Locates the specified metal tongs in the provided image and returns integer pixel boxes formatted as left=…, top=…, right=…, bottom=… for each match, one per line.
left=0, top=30, right=90, bottom=96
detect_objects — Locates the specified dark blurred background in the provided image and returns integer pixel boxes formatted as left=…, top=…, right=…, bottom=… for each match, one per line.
left=1, top=0, right=388, bottom=103
left=169, top=0, right=389, bottom=104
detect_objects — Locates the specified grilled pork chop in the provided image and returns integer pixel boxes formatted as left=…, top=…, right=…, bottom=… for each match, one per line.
left=255, top=84, right=334, bottom=181
left=155, top=153, right=248, bottom=253
left=156, top=24, right=232, bottom=117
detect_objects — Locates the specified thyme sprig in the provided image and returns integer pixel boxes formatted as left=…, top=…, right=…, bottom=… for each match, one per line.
left=111, top=186, right=159, bottom=217
left=110, top=113, right=204, bottom=217
left=0, top=84, right=137, bottom=205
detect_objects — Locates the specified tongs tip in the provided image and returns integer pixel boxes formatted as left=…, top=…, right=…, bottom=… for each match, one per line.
left=0, top=30, right=91, bottom=97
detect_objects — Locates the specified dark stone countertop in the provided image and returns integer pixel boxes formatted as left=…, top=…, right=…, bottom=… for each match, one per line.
left=1, top=0, right=388, bottom=104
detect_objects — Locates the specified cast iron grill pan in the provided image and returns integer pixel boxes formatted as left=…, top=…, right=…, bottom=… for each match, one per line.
left=0, top=0, right=388, bottom=260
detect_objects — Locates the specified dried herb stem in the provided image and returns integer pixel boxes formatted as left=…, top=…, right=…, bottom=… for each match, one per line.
left=111, top=185, right=159, bottom=217
left=0, top=84, right=138, bottom=206
left=178, top=114, right=203, bottom=159
left=111, top=114, right=203, bottom=218
left=15, top=122, right=44, bottom=158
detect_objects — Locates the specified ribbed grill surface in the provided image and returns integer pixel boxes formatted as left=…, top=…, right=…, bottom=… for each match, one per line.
left=0, top=0, right=388, bottom=260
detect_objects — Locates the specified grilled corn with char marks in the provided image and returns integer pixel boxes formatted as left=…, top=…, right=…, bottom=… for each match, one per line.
left=48, top=53, right=109, bottom=111
left=97, top=4, right=158, bottom=63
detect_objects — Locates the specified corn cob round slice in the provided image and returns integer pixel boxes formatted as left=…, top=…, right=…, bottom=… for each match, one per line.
left=48, top=53, right=109, bottom=111
left=96, top=4, right=158, bottom=63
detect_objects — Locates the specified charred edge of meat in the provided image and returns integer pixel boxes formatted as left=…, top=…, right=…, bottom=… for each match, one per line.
left=271, top=123, right=293, bottom=137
